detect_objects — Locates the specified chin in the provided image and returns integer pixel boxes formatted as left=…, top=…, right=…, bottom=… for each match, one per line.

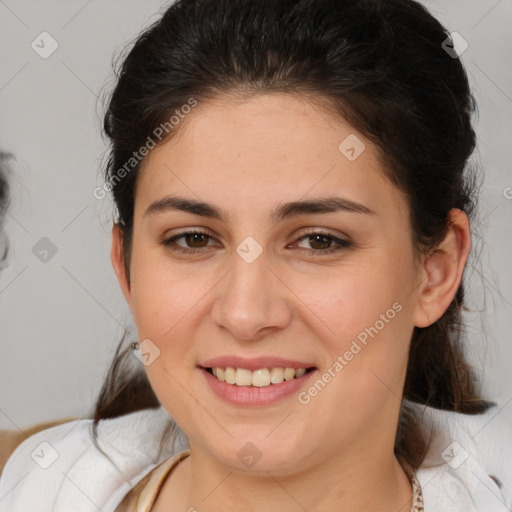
left=206, top=436, right=307, bottom=475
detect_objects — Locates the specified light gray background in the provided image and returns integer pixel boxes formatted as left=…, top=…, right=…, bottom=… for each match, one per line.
left=0, top=0, right=511, bottom=430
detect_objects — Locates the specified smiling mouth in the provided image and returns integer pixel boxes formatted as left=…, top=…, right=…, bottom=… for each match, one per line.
left=203, top=366, right=316, bottom=387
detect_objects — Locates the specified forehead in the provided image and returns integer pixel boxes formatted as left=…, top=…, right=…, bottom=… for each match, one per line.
left=135, top=93, right=408, bottom=223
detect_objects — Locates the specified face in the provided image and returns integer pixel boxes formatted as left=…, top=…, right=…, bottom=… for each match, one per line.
left=112, top=93, right=435, bottom=476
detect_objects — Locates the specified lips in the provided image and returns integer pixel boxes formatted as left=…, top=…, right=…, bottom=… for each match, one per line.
left=198, top=355, right=318, bottom=405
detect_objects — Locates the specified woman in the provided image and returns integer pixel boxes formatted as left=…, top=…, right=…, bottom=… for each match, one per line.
left=1, top=0, right=510, bottom=511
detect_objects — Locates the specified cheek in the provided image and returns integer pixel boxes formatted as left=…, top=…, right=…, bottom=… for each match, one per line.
left=301, top=254, right=415, bottom=394
left=128, top=259, right=205, bottom=409
left=129, top=242, right=194, bottom=337
left=128, top=253, right=220, bottom=374
left=305, top=262, right=410, bottom=345
left=297, top=274, right=412, bottom=437
left=131, top=275, right=198, bottom=347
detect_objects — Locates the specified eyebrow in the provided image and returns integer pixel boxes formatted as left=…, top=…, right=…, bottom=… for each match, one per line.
left=143, top=195, right=376, bottom=222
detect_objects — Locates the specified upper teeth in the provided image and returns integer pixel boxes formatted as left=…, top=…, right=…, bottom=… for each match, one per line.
left=211, top=367, right=307, bottom=387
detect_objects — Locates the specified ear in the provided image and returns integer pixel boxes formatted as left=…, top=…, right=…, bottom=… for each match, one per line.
left=413, top=208, right=471, bottom=328
left=111, top=223, right=132, bottom=309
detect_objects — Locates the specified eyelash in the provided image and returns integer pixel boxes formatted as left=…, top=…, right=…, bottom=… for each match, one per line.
left=161, top=228, right=352, bottom=256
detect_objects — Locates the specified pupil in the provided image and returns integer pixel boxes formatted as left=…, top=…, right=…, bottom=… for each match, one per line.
left=186, top=233, right=207, bottom=247
left=310, top=234, right=330, bottom=250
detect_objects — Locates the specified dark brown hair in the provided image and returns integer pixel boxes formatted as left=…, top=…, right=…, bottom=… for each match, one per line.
left=93, top=0, right=494, bottom=469
left=0, top=152, right=12, bottom=267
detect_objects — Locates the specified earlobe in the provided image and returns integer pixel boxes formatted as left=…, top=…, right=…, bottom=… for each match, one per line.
left=413, top=209, right=471, bottom=328
left=111, top=223, right=132, bottom=307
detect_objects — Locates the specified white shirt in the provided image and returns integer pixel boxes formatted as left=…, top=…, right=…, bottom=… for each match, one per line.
left=0, top=400, right=510, bottom=511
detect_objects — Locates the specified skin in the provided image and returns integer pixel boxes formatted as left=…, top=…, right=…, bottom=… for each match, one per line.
left=111, top=92, right=471, bottom=511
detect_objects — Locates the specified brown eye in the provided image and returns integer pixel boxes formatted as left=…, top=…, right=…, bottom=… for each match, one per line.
left=305, top=234, right=333, bottom=250
left=293, top=231, right=353, bottom=256
left=182, top=232, right=210, bottom=248
left=161, top=229, right=219, bottom=254
left=161, top=229, right=352, bottom=257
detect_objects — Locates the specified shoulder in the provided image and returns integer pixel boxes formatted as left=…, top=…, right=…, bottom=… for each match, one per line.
left=0, top=407, right=186, bottom=512
left=407, top=399, right=512, bottom=511
left=0, top=417, right=78, bottom=474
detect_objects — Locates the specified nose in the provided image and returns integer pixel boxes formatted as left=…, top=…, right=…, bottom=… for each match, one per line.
left=211, top=247, right=292, bottom=341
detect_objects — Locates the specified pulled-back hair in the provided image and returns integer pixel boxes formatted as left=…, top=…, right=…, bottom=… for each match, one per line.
left=93, top=0, right=493, bottom=469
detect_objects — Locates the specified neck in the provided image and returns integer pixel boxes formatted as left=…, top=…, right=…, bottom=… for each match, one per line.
left=158, top=441, right=413, bottom=512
